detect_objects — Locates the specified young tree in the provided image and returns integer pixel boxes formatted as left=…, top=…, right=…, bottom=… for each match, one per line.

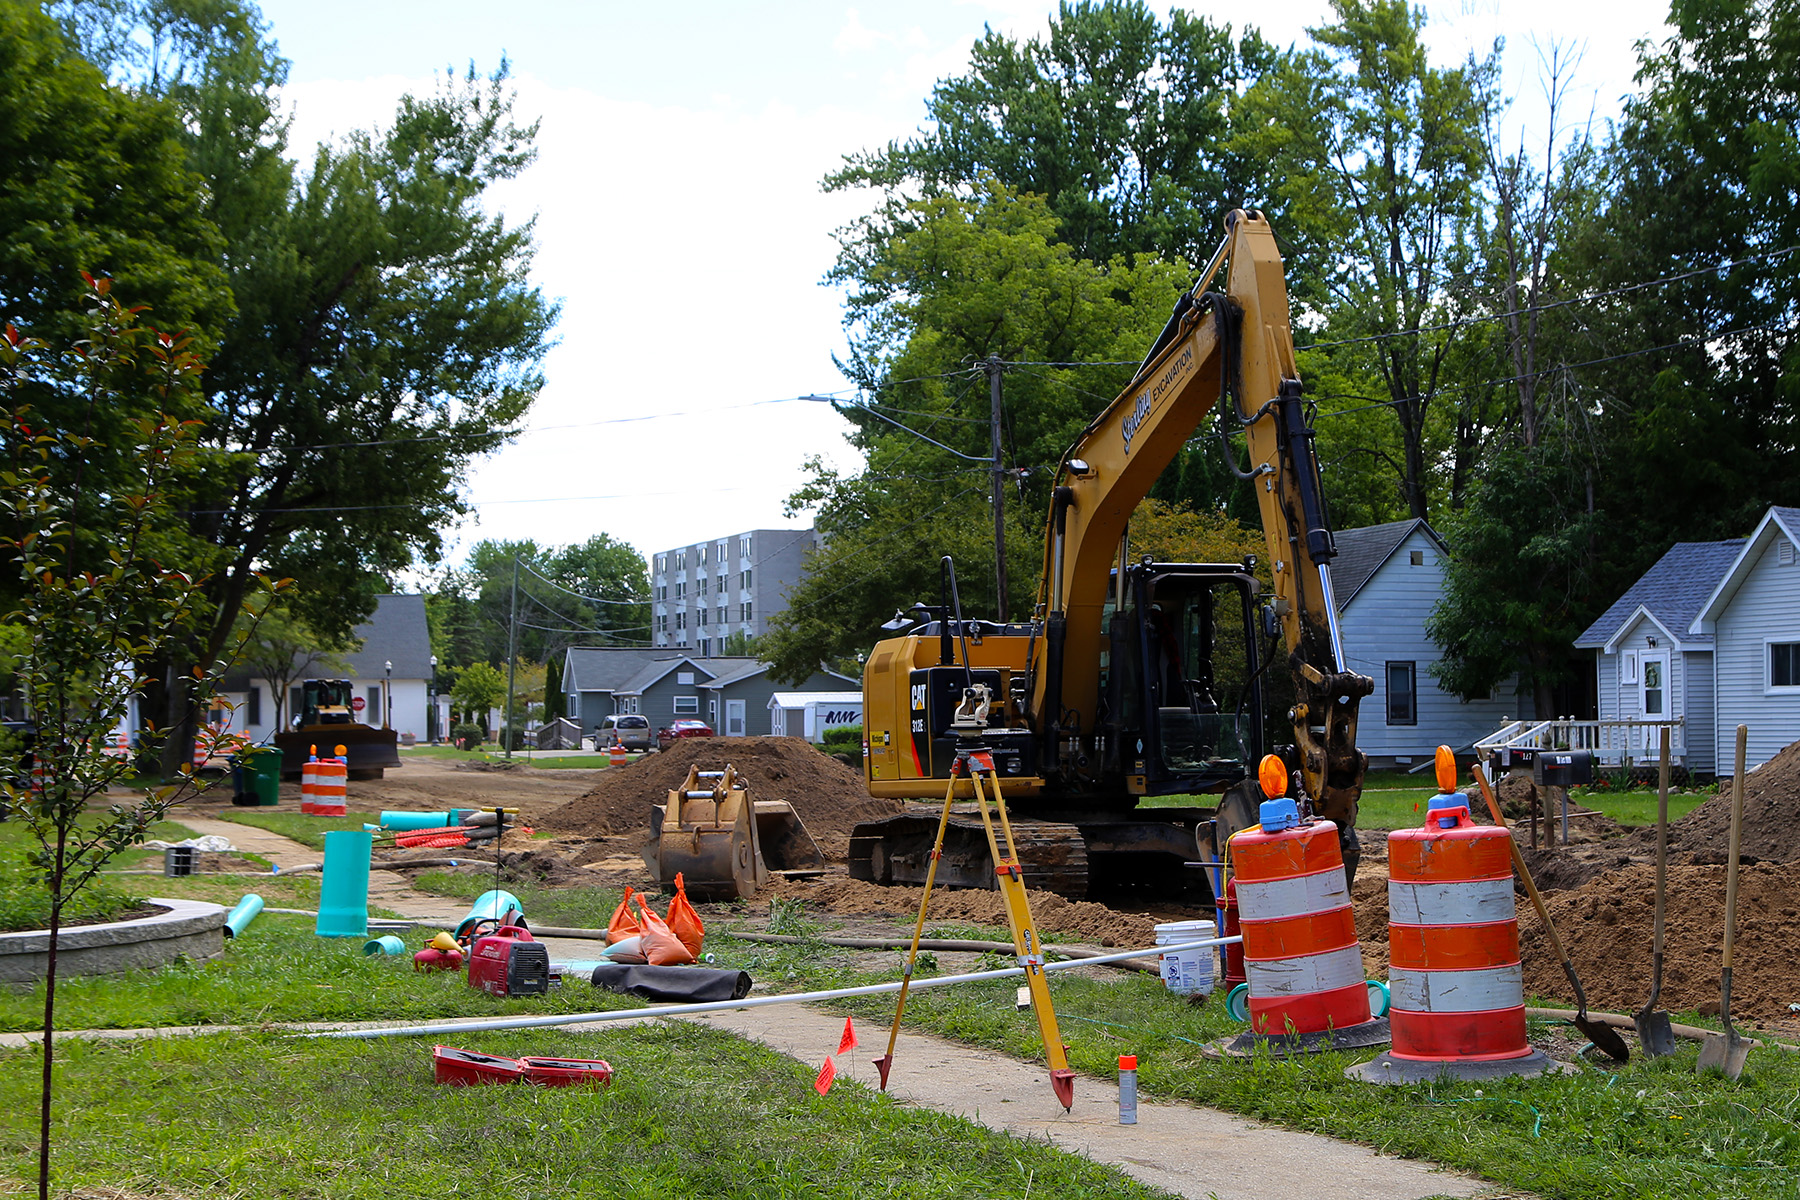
left=0, top=280, right=272, bottom=1200
left=450, top=661, right=505, bottom=734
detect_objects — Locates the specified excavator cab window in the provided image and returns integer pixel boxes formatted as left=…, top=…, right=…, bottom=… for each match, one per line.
left=1138, top=572, right=1257, bottom=778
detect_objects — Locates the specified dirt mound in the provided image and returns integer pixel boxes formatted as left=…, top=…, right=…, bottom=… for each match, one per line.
left=1652, top=736, right=1800, bottom=863
left=767, top=874, right=1161, bottom=948
left=539, top=737, right=901, bottom=855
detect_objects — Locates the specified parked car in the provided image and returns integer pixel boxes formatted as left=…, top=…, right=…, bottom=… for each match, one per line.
left=656, top=719, right=714, bottom=751
left=597, top=714, right=653, bottom=751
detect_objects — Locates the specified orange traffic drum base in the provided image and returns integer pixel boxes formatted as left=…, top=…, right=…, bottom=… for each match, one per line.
left=1345, top=1046, right=1577, bottom=1085
left=1202, top=1015, right=1391, bottom=1060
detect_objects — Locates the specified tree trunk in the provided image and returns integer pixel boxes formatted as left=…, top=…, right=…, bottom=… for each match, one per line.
left=37, top=846, right=63, bottom=1200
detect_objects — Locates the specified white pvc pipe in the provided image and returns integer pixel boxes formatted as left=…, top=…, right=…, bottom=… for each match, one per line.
left=304, top=935, right=1241, bottom=1040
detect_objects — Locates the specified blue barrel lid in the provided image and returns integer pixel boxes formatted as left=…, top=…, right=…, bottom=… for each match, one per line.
left=1258, top=796, right=1300, bottom=832
left=1427, top=790, right=1470, bottom=828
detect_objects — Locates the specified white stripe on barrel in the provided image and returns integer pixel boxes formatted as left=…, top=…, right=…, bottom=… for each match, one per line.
left=1387, top=877, right=1514, bottom=925
left=1234, top=867, right=1350, bottom=921
left=1244, top=945, right=1364, bottom=997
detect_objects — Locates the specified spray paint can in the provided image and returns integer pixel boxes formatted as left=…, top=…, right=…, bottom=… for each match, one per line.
left=1118, top=1054, right=1138, bottom=1125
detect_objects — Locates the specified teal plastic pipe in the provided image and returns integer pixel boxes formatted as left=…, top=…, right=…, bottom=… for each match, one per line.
left=454, top=888, right=524, bottom=939
left=223, top=893, right=264, bottom=939
left=380, top=810, right=451, bottom=831
left=316, top=830, right=373, bottom=938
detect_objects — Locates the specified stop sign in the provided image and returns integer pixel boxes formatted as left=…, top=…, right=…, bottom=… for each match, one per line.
left=351, top=696, right=366, bottom=712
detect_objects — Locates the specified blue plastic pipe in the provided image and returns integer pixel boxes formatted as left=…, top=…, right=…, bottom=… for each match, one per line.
left=223, top=893, right=264, bottom=939
left=380, top=810, right=451, bottom=831
left=316, top=830, right=373, bottom=938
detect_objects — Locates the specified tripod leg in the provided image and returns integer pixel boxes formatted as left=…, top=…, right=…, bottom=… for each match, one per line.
left=970, top=758, right=1076, bottom=1111
left=874, top=771, right=960, bottom=1090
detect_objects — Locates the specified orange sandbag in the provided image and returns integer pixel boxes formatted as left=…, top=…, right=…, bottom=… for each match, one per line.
left=606, top=887, right=641, bottom=944
left=634, top=895, right=696, bottom=966
left=667, top=872, right=706, bottom=958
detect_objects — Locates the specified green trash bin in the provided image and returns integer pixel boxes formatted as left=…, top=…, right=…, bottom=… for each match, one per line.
left=232, top=747, right=282, bottom=806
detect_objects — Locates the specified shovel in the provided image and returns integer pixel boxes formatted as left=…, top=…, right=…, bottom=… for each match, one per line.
left=1698, top=724, right=1751, bottom=1079
left=1635, top=727, right=1677, bottom=1057
left=1472, top=763, right=1631, bottom=1062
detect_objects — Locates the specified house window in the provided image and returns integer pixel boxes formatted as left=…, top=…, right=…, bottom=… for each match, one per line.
left=698, top=576, right=708, bottom=597
left=674, top=695, right=699, bottom=715
left=1771, top=642, right=1800, bottom=689
left=655, top=554, right=665, bottom=572
left=717, top=540, right=728, bottom=563
left=1385, top=662, right=1416, bottom=725
left=741, top=601, right=753, bottom=622
left=367, top=687, right=381, bottom=724
left=700, top=544, right=709, bottom=565
left=1642, top=655, right=1666, bottom=715
left=675, top=580, right=685, bottom=599
left=569, top=692, right=580, bottom=718
left=740, top=535, right=751, bottom=557
left=678, top=672, right=695, bottom=685
left=741, top=568, right=752, bottom=588
left=698, top=608, right=708, bottom=627
left=676, top=550, right=686, bottom=570
left=676, top=612, right=685, bottom=630
left=698, top=638, right=710, bottom=656
left=1409, top=550, right=1424, bottom=566
left=246, top=686, right=261, bottom=726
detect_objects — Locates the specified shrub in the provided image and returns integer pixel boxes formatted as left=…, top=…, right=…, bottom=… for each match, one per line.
left=820, top=724, right=862, bottom=752
left=450, top=722, right=484, bottom=751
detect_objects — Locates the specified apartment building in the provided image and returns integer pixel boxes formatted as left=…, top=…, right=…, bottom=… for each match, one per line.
left=648, top=527, right=821, bottom=654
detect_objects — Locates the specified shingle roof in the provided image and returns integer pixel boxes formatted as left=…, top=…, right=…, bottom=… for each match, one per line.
left=221, top=594, right=432, bottom=690
left=562, top=648, right=681, bottom=693
left=1326, top=519, right=1444, bottom=608
left=1575, top=540, right=1743, bottom=648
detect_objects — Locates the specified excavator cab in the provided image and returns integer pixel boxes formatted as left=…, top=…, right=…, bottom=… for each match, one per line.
left=295, top=679, right=356, bottom=728
left=1100, top=561, right=1264, bottom=795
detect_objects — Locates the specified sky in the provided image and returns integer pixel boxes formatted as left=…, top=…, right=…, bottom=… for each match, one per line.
left=252, top=0, right=1673, bottom=574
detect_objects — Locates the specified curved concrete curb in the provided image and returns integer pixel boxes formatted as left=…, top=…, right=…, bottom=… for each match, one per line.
left=0, top=898, right=227, bottom=985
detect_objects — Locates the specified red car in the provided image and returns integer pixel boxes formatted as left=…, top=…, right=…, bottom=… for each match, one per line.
left=656, top=719, right=714, bottom=751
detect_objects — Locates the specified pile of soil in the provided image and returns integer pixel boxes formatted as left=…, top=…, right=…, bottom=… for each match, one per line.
left=1651, top=736, right=1800, bottom=863
left=766, top=874, right=1161, bottom=948
left=539, top=737, right=901, bottom=856
left=1351, top=859, right=1800, bottom=1024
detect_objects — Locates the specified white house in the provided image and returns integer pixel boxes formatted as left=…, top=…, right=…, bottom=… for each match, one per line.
left=1572, top=539, right=1741, bottom=773
left=1329, top=519, right=1520, bottom=768
left=216, top=594, right=436, bottom=745
left=1689, top=506, right=1800, bottom=772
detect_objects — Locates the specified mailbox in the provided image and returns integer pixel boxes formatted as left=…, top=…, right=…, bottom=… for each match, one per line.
left=1532, top=749, right=1594, bottom=787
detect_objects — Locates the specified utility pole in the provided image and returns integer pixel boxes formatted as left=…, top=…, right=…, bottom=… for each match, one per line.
left=986, top=354, right=1007, bottom=621
left=503, top=556, right=519, bottom=760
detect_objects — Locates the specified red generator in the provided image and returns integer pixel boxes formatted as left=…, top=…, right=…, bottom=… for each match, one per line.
left=467, top=924, right=549, bottom=997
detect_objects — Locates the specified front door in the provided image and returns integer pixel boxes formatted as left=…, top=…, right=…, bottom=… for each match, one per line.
left=726, top=699, right=746, bottom=737
left=1640, top=651, right=1673, bottom=751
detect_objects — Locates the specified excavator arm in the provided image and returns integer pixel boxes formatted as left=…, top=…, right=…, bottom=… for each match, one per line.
left=1030, top=209, right=1372, bottom=869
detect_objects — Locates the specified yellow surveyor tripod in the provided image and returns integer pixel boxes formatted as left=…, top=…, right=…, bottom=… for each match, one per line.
left=874, top=688, right=1076, bottom=1111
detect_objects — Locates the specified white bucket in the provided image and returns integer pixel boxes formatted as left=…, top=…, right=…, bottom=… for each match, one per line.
left=1155, top=919, right=1216, bottom=995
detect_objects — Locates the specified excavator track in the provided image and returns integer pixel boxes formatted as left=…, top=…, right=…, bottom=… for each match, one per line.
left=848, top=810, right=1090, bottom=898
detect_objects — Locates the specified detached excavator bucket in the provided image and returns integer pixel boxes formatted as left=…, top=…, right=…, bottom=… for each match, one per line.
left=644, top=765, right=827, bottom=901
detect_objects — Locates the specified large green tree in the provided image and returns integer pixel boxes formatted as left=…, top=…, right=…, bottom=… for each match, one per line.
left=48, top=2, right=558, bottom=769
left=826, top=1, right=1281, bottom=267
left=1242, top=0, right=1495, bottom=522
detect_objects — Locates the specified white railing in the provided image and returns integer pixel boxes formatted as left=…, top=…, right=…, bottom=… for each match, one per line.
left=1476, top=717, right=1685, bottom=767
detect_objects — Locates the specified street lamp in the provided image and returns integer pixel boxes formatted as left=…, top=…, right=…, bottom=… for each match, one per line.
left=428, top=655, right=438, bottom=743
left=383, top=659, right=392, bottom=731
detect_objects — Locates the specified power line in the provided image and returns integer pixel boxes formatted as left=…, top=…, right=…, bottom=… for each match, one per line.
left=515, top=556, right=649, bottom=607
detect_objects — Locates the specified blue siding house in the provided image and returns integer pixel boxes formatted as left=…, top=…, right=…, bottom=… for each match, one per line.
left=1690, top=507, right=1800, bottom=772
left=1573, top=539, right=1741, bottom=773
left=1329, top=520, right=1519, bottom=768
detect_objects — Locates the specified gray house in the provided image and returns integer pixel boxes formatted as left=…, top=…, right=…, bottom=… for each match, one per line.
left=1573, top=539, right=1742, bottom=774
left=1329, top=520, right=1519, bottom=768
left=1690, top=506, right=1800, bottom=772
left=560, top=647, right=854, bottom=741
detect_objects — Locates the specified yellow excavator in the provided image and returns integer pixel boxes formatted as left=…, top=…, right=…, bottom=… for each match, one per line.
left=852, top=210, right=1373, bottom=900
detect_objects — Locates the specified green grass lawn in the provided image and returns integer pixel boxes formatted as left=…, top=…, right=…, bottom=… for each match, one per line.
left=399, top=744, right=617, bottom=769
left=0, top=1023, right=1167, bottom=1199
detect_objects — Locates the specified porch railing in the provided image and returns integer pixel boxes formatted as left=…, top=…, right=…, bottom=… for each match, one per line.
left=1475, top=717, right=1685, bottom=767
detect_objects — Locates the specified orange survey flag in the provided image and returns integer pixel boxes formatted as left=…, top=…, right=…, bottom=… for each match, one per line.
left=634, top=895, right=696, bottom=966
left=605, top=887, right=641, bottom=944
left=666, top=872, right=706, bottom=958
